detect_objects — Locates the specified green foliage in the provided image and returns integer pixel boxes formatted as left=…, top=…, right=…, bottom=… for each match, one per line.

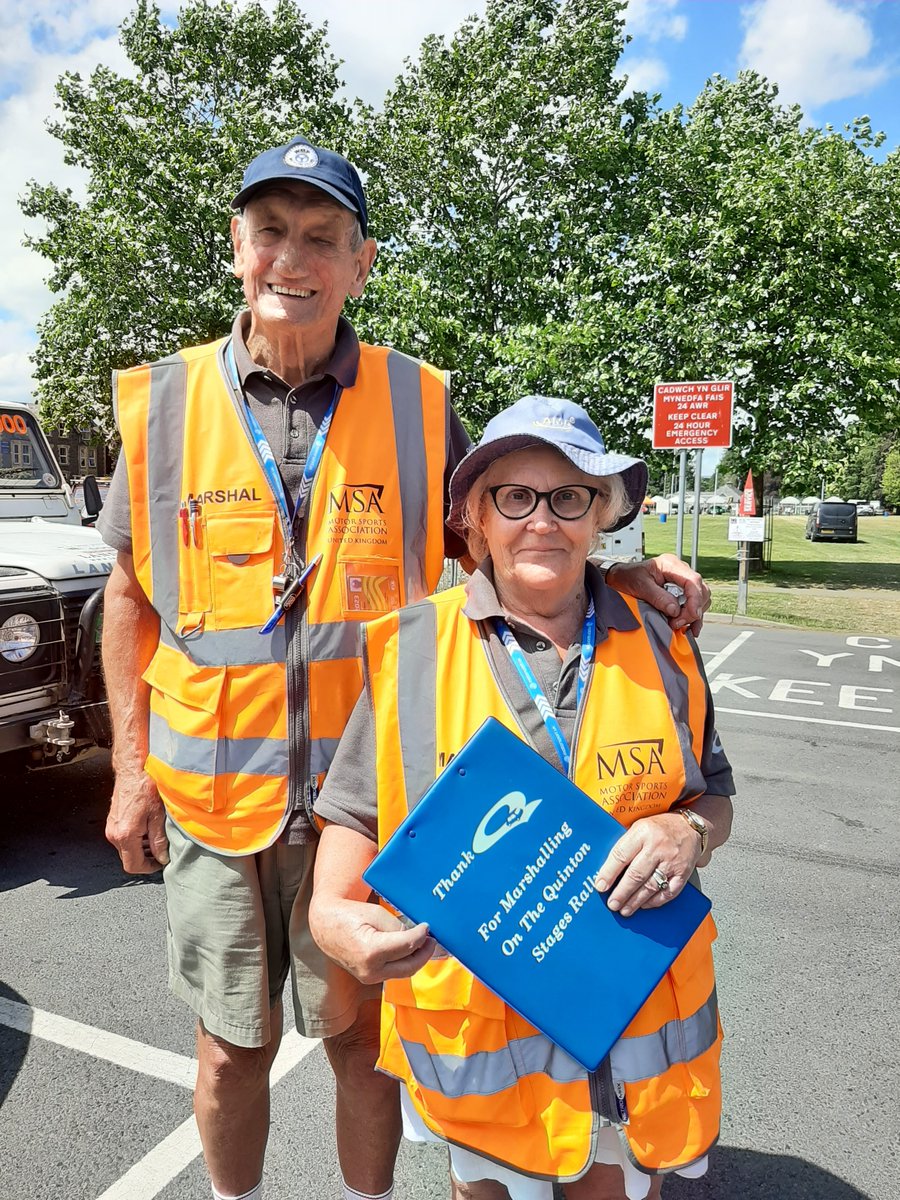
left=21, top=0, right=349, bottom=434
left=503, top=72, right=900, bottom=462
left=21, top=0, right=900, bottom=466
left=351, top=0, right=645, bottom=434
left=882, top=447, right=900, bottom=507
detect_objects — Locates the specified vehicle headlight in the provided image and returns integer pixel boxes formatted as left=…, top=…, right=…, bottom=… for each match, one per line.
left=0, top=613, right=41, bottom=662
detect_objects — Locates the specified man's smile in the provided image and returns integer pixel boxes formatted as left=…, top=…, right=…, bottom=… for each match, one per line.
left=269, top=284, right=315, bottom=298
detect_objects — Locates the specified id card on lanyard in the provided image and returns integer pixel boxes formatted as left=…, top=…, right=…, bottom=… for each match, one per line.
left=494, top=597, right=596, bottom=775
left=223, top=338, right=341, bottom=633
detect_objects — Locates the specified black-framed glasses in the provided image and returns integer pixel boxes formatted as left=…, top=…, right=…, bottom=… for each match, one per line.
left=488, top=484, right=600, bottom=521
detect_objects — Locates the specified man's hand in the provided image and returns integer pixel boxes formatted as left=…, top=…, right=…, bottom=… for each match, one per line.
left=604, top=553, right=711, bottom=636
left=106, top=772, right=169, bottom=874
left=102, top=552, right=163, bottom=873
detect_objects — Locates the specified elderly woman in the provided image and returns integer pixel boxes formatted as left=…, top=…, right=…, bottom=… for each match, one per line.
left=310, top=396, right=735, bottom=1200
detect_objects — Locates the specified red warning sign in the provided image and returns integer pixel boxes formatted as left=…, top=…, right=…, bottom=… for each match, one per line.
left=652, top=381, right=733, bottom=450
left=738, top=470, right=757, bottom=516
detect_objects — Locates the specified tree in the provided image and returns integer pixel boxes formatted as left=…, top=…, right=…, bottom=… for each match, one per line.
left=500, top=73, right=900, bottom=476
left=881, top=446, right=900, bottom=508
left=351, top=0, right=649, bottom=432
left=22, top=0, right=349, bottom=435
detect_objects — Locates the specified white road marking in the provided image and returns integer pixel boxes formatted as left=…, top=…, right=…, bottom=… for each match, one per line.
left=92, top=1031, right=319, bottom=1200
left=701, top=630, right=754, bottom=676
left=0, top=997, right=196, bottom=1089
left=1, top=997, right=320, bottom=1199
left=716, top=706, right=899, bottom=733
left=94, top=1115, right=202, bottom=1200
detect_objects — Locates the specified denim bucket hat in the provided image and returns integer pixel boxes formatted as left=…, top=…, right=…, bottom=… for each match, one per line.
left=448, top=395, right=648, bottom=535
left=231, top=135, right=368, bottom=236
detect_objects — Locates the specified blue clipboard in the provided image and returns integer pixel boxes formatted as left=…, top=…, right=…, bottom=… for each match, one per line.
left=363, top=717, right=711, bottom=1071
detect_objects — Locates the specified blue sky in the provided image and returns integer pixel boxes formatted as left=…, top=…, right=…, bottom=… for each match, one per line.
left=0, top=0, right=897, bottom=405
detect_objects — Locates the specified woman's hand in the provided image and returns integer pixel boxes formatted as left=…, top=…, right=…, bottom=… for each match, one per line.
left=593, top=795, right=733, bottom=916
left=593, top=812, right=703, bottom=916
left=309, top=895, right=436, bottom=985
left=310, top=821, right=437, bottom=984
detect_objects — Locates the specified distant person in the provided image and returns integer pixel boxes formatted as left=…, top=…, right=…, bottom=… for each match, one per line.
left=311, top=396, right=734, bottom=1200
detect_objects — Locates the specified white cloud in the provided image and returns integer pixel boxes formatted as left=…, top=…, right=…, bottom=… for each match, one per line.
left=295, top=0, right=484, bottom=105
left=0, top=0, right=486, bottom=402
left=739, top=0, right=890, bottom=109
left=620, top=55, right=671, bottom=96
left=626, top=0, right=687, bottom=43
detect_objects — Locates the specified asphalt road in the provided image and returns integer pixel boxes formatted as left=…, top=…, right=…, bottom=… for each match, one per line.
left=1, top=621, right=897, bottom=1199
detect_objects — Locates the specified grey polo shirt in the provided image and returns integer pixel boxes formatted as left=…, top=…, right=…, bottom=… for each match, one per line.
left=315, top=562, right=735, bottom=842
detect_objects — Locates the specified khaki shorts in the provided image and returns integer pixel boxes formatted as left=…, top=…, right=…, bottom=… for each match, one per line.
left=163, top=818, right=380, bottom=1048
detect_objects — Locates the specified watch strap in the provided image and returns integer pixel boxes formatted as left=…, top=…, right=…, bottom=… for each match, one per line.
left=679, top=806, right=709, bottom=855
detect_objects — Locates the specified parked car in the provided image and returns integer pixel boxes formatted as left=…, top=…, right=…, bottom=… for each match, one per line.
left=855, top=505, right=876, bottom=516
left=0, top=402, right=113, bottom=767
left=805, top=502, right=858, bottom=543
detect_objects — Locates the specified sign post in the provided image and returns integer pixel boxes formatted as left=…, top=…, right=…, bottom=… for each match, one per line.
left=652, top=381, right=733, bottom=563
left=729, top=470, right=764, bottom=615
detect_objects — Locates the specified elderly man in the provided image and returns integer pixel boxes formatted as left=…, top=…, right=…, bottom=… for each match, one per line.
left=99, top=136, right=708, bottom=1200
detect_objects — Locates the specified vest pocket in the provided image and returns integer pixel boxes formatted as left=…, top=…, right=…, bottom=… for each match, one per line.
left=143, top=650, right=227, bottom=813
left=338, top=556, right=402, bottom=617
left=387, top=961, right=534, bottom=1128
left=204, top=513, right=277, bottom=629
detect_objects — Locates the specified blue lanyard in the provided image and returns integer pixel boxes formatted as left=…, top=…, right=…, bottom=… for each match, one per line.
left=494, top=598, right=596, bottom=775
left=224, top=338, right=340, bottom=532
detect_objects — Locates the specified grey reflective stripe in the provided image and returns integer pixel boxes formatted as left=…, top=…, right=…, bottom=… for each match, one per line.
left=308, top=620, right=363, bottom=662
left=396, top=602, right=438, bottom=812
left=638, top=603, right=708, bottom=802
left=310, top=736, right=341, bottom=777
left=149, top=711, right=288, bottom=777
left=386, top=351, right=429, bottom=602
left=159, top=622, right=287, bottom=666
left=399, top=1032, right=584, bottom=1100
left=610, top=986, right=719, bottom=1085
left=147, top=355, right=188, bottom=628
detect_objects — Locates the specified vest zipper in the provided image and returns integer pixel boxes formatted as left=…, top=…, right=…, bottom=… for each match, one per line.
left=592, top=1057, right=629, bottom=1125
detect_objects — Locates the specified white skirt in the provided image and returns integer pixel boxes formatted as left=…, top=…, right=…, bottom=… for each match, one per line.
left=400, top=1086, right=708, bottom=1200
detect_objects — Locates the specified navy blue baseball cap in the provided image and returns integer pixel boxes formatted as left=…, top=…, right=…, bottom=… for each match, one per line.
left=448, top=395, right=648, bottom=534
left=231, top=136, right=369, bottom=237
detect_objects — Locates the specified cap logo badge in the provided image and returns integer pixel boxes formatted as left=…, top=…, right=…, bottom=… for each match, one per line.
left=533, top=416, right=575, bottom=429
left=284, top=145, right=319, bottom=169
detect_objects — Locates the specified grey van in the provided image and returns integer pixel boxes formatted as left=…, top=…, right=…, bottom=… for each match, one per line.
left=805, top=502, right=858, bottom=543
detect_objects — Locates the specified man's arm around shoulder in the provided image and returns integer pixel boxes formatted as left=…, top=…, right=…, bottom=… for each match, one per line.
left=103, top=551, right=168, bottom=873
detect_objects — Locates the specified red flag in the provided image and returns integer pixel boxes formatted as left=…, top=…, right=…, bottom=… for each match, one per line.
left=738, top=470, right=756, bottom=516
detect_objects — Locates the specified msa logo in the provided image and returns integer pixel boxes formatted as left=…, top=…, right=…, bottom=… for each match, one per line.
left=328, top=483, right=385, bottom=514
left=596, top=739, right=664, bottom=780
left=472, top=791, right=542, bottom=855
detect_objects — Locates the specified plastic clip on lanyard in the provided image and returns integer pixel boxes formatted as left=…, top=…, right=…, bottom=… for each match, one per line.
left=223, top=339, right=340, bottom=633
left=494, top=598, right=596, bottom=776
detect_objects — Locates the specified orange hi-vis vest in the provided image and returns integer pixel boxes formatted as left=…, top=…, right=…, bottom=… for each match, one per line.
left=362, top=584, right=722, bottom=1183
left=115, top=335, right=448, bottom=855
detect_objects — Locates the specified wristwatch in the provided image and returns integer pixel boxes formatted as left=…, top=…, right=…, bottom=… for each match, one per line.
left=679, top=807, right=709, bottom=855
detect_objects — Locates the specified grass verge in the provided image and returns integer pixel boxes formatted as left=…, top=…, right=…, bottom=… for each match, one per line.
left=643, top=514, right=900, bottom=636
